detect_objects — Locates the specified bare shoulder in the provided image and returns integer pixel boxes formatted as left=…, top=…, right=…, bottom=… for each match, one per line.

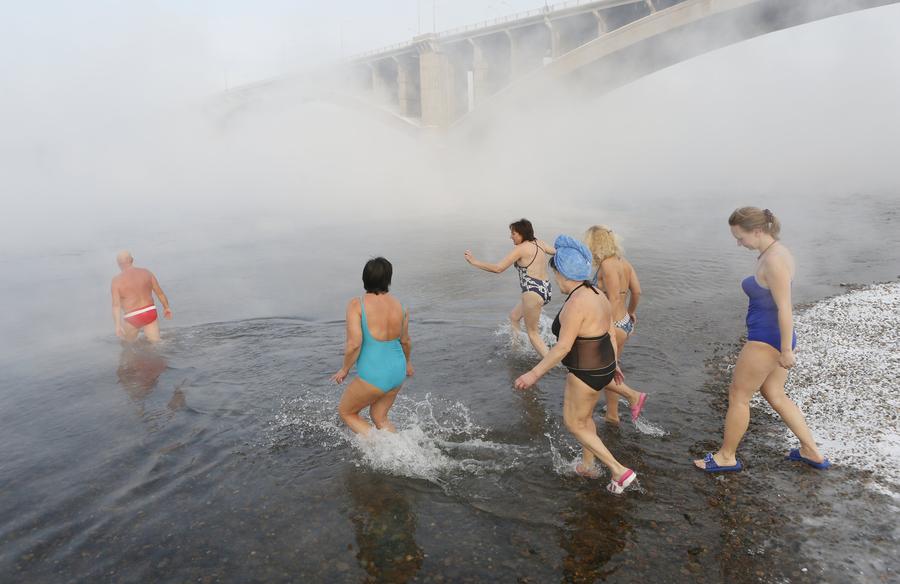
left=765, top=244, right=795, bottom=274
left=600, top=255, right=620, bottom=271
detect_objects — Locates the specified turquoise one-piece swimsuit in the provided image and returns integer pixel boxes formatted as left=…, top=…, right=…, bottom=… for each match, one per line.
left=356, top=296, right=407, bottom=392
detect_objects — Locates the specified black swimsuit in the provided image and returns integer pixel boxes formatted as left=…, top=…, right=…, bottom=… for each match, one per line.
left=551, top=283, right=618, bottom=391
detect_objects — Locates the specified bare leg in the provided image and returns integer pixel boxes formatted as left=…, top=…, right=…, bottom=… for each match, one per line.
left=143, top=320, right=161, bottom=343
left=564, top=375, right=629, bottom=481
left=337, top=377, right=388, bottom=435
left=508, top=301, right=524, bottom=345
left=121, top=321, right=140, bottom=343
left=369, top=387, right=401, bottom=433
left=605, top=327, right=630, bottom=422
left=522, top=292, right=549, bottom=357
left=760, top=367, right=825, bottom=463
left=579, top=413, right=598, bottom=472
left=604, top=381, right=641, bottom=406
left=694, top=342, right=777, bottom=469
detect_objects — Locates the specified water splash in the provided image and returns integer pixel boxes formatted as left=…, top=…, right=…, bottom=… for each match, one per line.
left=634, top=417, right=667, bottom=437
left=492, top=312, right=557, bottom=359
left=267, top=387, right=531, bottom=487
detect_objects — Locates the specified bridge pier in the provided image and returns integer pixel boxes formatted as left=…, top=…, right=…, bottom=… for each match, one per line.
left=419, top=45, right=458, bottom=128
left=396, top=56, right=420, bottom=117
left=370, top=59, right=397, bottom=105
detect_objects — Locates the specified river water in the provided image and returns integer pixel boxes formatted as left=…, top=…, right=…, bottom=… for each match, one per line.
left=1, top=190, right=898, bottom=583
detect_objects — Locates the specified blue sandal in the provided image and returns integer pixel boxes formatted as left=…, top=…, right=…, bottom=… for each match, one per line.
left=786, top=448, right=831, bottom=470
left=697, top=452, right=743, bottom=473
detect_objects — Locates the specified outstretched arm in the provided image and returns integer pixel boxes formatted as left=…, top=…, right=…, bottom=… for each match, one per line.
left=514, top=305, right=584, bottom=389
left=464, top=245, right=522, bottom=274
left=151, top=274, right=173, bottom=319
left=538, top=239, right=556, bottom=256
left=332, top=299, right=363, bottom=383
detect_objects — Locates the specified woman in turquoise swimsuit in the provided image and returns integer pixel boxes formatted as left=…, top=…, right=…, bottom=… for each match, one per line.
left=694, top=207, right=829, bottom=472
left=332, top=257, right=413, bottom=435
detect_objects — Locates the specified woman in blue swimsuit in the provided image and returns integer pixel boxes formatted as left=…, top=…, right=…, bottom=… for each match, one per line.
left=332, top=257, right=413, bottom=435
left=695, top=207, right=829, bottom=472
left=464, top=219, right=556, bottom=358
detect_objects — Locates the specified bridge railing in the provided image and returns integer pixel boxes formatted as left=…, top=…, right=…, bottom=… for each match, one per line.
left=348, top=0, right=641, bottom=61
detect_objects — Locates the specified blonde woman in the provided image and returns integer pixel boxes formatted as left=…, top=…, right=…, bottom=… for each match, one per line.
left=694, top=207, right=829, bottom=472
left=583, top=226, right=647, bottom=427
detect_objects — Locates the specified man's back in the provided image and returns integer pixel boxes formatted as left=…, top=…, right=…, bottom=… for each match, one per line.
left=113, top=267, right=154, bottom=312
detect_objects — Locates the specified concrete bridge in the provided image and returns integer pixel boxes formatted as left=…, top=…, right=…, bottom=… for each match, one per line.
left=340, top=0, right=899, bottom=130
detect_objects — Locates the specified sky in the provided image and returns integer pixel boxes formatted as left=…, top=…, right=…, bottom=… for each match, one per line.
left=0, top=0, right=551, bottom=101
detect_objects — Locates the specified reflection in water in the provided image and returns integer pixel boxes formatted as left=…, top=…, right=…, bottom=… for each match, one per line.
left=116, top=344, right=185, bottom=415
left=346, top=470, right=424, bottom=583
left=560, top=490, right=632, bottom=583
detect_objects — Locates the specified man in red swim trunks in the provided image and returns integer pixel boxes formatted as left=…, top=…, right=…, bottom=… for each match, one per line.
left=111, top=251, right=173, bottom=343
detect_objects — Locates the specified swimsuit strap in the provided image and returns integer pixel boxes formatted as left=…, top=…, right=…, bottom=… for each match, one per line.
left=360, top=296, right=372, bottom=339
left=564, top=282, right=599, bottom=303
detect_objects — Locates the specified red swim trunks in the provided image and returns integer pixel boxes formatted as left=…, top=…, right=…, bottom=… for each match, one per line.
left=124, top=304, right=158, bottom=328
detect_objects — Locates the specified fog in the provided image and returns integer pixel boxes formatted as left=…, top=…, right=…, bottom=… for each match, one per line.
left=2, top=2, right=899, bottom=255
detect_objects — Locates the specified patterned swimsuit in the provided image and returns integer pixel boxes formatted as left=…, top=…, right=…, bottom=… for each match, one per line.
left=516, top=241, right=551, bottom=305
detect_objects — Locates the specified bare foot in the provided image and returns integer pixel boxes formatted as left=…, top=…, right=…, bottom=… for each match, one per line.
left=575, top=463, right=601, bottom=479
left=604, top=416, right=620, bottom=425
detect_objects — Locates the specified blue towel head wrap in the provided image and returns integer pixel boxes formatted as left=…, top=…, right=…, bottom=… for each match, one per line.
left=552, top=235, right=593, bottom=281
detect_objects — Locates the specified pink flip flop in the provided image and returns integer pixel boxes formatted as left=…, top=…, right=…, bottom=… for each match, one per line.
left=630, top=393, right=647, bottom=422
left=607, top=469, right=636, bottom=494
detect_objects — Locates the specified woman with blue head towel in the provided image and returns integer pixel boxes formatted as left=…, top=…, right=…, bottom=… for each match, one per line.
left=694, top=207, right=829, bottom=472
left=515, top=235, right=638, bottom=494
left=332, top=257, right=413, bottom=435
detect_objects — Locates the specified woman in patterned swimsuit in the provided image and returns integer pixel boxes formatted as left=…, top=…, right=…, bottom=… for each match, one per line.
left=465, top=218, right=556, bottom=358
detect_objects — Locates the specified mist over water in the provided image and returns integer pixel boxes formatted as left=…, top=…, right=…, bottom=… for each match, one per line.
left=2, top=3, right=900, bottom=583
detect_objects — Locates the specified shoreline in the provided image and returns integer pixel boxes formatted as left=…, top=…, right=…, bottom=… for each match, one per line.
left=758, top=280, right=900, bottom=492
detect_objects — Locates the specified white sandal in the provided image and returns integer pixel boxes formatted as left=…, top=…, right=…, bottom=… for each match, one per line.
left=607, top=469, right=636, bottom=494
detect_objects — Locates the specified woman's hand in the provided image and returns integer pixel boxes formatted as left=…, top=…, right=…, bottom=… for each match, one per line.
left=514, top=370, right=539, bottom=390
left=778, top=350, right=796, bottom=369
left=406, top=363, right=415, bottom=377
left=331, top=368, right=349, bottom=384
left=614, top=366, right=625, bottom=385
left=628, top=312, right=637, bottom=328
left=464, top=250, right=474, bottom=264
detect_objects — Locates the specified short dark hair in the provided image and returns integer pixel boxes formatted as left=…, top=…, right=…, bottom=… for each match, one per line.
left=362, top=257, right=392, bottom=294
left=509, top=218, right=535, bottom=241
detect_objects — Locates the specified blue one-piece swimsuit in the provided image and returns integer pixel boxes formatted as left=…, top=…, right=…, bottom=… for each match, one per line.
left=741, top=276, right=797, bottom=351
left=357, top=297, right=407, bottom=392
